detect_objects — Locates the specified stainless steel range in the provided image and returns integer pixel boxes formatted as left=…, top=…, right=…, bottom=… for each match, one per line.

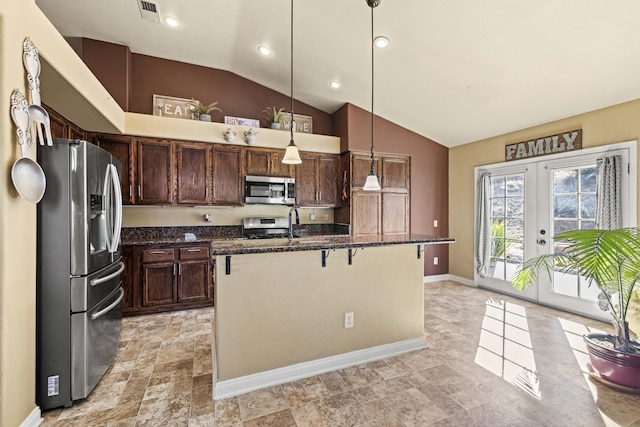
left=243, top=217, right=293, bottom=239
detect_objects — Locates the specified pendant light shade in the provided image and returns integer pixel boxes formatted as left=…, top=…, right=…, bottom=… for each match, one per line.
left=363, top=0, right=381, bottom=191
left=282, top=0, right=302, bottom=165
left=283, top=139, right=301, bottom=164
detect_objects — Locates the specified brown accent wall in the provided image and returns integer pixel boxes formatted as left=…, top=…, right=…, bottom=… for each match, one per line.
left=80, top=38, right=332, bottom=135
left=82, top=38, right=131, bottom=111
left=332, top=103, right=449, bottom=275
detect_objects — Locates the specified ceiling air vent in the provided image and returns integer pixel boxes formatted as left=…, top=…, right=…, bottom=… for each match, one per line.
left=137, top=0, right=160, bottom=22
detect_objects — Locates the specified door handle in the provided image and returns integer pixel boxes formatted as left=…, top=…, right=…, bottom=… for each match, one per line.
left=537, top=239, right=547, bottom=246
left=91, top=262, right=125, bottom=286
left=91, top=287, right=124, bottom=320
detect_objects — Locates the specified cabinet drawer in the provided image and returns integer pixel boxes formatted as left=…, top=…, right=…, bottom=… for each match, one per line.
left=142, top=248, right=175, bottom=263
left=179, top=246, right=210, bottom=260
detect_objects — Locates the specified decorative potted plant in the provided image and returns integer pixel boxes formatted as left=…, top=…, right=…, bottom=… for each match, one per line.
left=262, top=106, right=285, bottom=129
left=512, top=228, right=640, bottom=391
left=186, top=98, right=222, bottom=122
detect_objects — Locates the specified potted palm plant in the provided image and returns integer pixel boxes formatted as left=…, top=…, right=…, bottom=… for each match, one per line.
left=262, top=106, right=286, bottom=129
left=512, top=228, right=640, bottom=391
left=186, top=98, right=221, bottom=122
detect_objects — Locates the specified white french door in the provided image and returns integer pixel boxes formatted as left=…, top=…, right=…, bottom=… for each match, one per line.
left=476, top=143, right=636, bottom=320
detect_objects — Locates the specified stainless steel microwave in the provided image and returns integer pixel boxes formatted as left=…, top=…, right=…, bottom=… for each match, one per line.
left=245, top=175, right=296, bottom=205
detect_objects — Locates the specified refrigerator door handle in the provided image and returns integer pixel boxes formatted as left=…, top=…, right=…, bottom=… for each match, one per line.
left=91, top=287, right=124, bottom=320
left=105, top=164, right=122, bottom=254
left=91, top=262, right=125, bottom=287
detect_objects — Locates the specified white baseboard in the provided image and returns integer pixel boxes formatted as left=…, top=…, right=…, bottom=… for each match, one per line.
left=20, top=406, right=42, bottom=427
left=423, top=274, right=475, bottom=287
left=213, top=337, right=427, bottom=400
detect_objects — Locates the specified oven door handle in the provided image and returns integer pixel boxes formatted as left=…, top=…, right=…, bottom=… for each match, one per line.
left=91, top=262, right=125, bottom=287
left=91, top=287, right=124, bottom=320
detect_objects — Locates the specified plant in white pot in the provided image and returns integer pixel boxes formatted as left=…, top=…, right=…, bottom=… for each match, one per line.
left=262, top=106, right=285, bottom=129
left=512, top=227, right=640, bottom=391
left=186, top=99, right=221, bottom=122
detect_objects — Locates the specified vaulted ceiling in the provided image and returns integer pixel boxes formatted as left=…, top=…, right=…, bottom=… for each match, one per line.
left=36, top=0, right=640, bottom=147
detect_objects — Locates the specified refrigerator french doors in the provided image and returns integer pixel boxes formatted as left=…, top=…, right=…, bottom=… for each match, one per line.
left=37, top=138, right=123, bottom=410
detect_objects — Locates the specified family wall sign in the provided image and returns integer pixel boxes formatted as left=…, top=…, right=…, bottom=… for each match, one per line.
left=505, top=129, right=582, bottom=161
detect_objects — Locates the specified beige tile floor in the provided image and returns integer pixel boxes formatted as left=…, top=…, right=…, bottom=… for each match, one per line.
left=42, top=280, right=640, bottom=426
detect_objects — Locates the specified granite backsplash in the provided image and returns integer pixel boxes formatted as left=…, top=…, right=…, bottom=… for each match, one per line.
left=122, top=224, right=350, bottom=245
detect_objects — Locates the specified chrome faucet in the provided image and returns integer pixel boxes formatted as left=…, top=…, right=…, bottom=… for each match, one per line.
left=288, top=207, right=300, bottom=240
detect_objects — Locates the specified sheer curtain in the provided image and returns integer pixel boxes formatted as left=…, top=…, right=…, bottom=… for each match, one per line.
left=475, top=172, right=491, bottom=277
left=596, top=155, right=622, bottom=230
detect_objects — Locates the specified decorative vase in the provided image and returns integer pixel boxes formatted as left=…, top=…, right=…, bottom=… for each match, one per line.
left=222, top=128, right=236, bottom=142
left=271, top=122, right=281, bottom=130
left=584, top=333, right=640, bottom=391
left=243, top=128, right=259, bottom=146
left=199, top=113, right=212, bottom=122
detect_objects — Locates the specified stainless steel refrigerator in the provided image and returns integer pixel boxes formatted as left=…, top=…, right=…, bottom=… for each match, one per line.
left=36, top=138, right=124, bottom=410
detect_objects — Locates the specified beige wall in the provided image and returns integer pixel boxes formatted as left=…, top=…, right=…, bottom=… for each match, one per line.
left=214, top=244, right=424, bottom=380
left=449, top=98, right=640, bottom=281
left=123, top=205, right=334, bottom=227
left=0, top=1, right=123, bottom=425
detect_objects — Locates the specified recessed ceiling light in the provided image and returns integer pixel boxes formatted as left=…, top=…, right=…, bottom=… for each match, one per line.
left=374, top=36, right=390, bottom=48
left=164, top=16, right=180, bottom=27
left=258, top=45, right=272, bottom=56
left=329, top=81, right=341, bottom=89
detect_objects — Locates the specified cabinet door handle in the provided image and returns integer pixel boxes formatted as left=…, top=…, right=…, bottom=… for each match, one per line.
left=178, top=263, right=182, bottom=276
left=150, top=250, right=167, bottom=254
left=138, top=185, right=141, bottom=198
left=186, top=248, right=202, bottom=252
left=319, top=191, right=322, bottom=201
left=129, top=185, right=133, bottom=199
left=173, top=263, right=177, bottom=275
left=206, top=187, right=209, bottom=199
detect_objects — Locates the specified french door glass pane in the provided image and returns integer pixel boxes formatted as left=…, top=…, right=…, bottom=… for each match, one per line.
left=489, top=174, right=524, bottom=281
left=551, top=166, right=598, bottom=301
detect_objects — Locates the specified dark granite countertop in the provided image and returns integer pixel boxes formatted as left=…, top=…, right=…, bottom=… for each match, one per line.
left=121, top=224, right=350, bottom=246
left=210, top=234, right=455, bottom=256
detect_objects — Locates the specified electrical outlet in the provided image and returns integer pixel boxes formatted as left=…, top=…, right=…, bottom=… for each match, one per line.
left=344, top=312, right=354, bottom=328
left=310, top=214, right=316, bottom=221
left=434, top=257, right=439, bottom=265
left=434, top=219, right=438, bottom=227
left=324, top=213, right=329, bottom=221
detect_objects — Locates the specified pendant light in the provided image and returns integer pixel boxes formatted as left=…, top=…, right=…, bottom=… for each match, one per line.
left=282, top=0, right=302, bottom=164
left=362, top=0, right=381, bottom=190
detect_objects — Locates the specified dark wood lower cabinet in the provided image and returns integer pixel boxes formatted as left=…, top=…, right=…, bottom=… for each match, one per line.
left=122, top=244, right=214, bottom=316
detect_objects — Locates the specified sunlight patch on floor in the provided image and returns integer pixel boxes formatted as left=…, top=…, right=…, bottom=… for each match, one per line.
left=474, top=297, right=541, bottom=399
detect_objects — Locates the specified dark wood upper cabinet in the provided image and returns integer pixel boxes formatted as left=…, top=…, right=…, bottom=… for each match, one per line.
left=295, top=153, right=340, bottom=207
left=137, top=138, right=174, bottom=204
left=382, top=156, right=410, bottom=190
left=92, top=133, right=136, bottom=204
left=296, top=153, right=319, bottom=206
left=338, top=151, right=410, bottom=237
left=176, top=142, right=211, bottom=204
left=246, top=147, right=293, bottom=177
left=351, top=152, right=381, bottom=190
left=317, top=155, right=339, bottom=207
left=212, top=145, right=244, bottom=205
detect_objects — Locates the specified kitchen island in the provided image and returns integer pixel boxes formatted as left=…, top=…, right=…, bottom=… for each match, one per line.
left=210, top=234, right=454, bottom=399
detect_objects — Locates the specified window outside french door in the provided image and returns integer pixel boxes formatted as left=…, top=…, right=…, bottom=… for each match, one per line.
left=475, top=142, right=636, bottom=320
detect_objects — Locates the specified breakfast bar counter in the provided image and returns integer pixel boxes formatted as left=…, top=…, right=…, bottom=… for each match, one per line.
left=211, top=234, right=455, bottom=399
left=210, top=234, right=454, bottom=255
